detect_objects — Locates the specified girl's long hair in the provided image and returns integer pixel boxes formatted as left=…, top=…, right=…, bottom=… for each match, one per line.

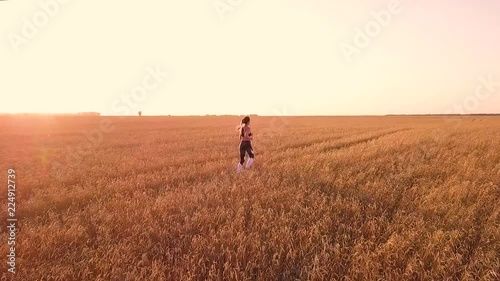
left=236, top=116, right=250, bottom=137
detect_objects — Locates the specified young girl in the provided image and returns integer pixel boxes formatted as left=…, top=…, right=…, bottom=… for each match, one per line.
left=237, top=116, right=254, bottom=173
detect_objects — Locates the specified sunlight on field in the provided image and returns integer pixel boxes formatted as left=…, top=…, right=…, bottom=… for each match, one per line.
left=0, top=116, right=499, bottom=280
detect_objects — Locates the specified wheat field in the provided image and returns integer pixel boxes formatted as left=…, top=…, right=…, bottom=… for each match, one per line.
left=0, top=115, right=499, bottom=281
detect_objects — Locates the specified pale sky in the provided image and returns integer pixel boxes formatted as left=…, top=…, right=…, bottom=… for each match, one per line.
left=1, top=0, right=499, bottom=115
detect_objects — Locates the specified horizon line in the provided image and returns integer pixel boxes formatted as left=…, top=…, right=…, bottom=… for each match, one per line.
left=1, top=113, right=500, bottom=117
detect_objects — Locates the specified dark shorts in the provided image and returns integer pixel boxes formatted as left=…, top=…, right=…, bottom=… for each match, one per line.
left=239, top=141, right=254, bottom=164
